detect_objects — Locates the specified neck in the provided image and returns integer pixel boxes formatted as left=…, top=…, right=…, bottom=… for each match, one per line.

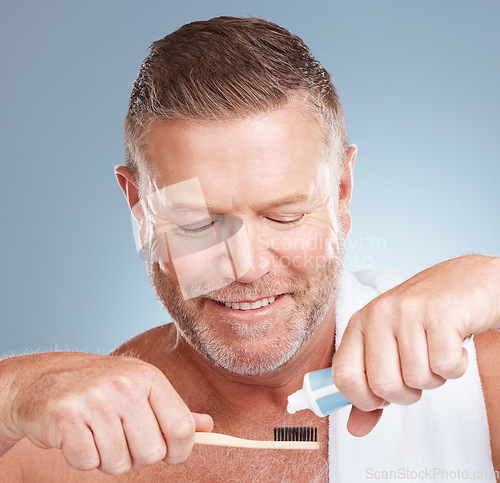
left=167, top=303, right=337, bottom=426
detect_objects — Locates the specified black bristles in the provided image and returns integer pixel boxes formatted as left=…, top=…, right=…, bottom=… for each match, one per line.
left=273, top=426, right=318, bottom=442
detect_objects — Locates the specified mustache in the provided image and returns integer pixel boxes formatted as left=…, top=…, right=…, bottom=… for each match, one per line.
left=200, top=273, right=307, bottom=301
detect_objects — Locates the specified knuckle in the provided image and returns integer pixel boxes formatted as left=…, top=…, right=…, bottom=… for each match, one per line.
left=163, top=449, right=191, bottom=465
left=109, top=374, right=136, bottom=394
left=354, top=396, right=383, bottom=412
left=347, top=311, right=362, bottom=329
left=70, top=455, right=100, bottom=472
left=368, top=378, right=399, bottom=399
left=50, top=397, right=81, bottom=426
left=398, top=294, right=422, bottom=316
left=135, top=445, right=167, bottom=467
left=425, top=297, right=448, bottom=320
left=430, top=359, right=456, bottom=377
left=86, top=386, right=108, bottom=406
left=367, top=296, right=396, bottom=322
left=101, top=460, right=132, bottom=476
left=443, top=366, right=466, bottom=380
left=169, top=414, right=196, bottom=443
left=138, top=362, right=164, bottom=383
left=332, top=365, right=358, bottom=392
left=147, top=451, right=168, bottom=467
left=61, top=439, right=100, bottom=471
left=402, top=370, right=428, bottom=389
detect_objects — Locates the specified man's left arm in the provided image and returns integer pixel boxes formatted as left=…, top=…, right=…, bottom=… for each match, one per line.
left=475, top=329, right=500, bottom=474
left=332, top=254, right=500, bottom=442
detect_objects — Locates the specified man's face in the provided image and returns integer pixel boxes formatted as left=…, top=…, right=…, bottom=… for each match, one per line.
left=141, top=106, right=347, bottom=376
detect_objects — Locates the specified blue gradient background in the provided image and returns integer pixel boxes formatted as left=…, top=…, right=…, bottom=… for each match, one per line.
left=0, top=0, right=498, bottom=356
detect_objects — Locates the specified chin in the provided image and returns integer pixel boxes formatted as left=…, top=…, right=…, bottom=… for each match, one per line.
left=193, top=329, right=307, bottom=376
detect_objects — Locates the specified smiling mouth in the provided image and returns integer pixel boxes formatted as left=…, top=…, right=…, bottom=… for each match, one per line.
left=210, top=295, right=281, bottom=311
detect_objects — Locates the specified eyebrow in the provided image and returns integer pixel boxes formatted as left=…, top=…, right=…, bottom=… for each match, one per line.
left=260, top=193, right=312, bottom=209
left=167, top=192, right=313, bottom=214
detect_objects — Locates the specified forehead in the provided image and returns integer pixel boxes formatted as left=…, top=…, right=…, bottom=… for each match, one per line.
left=144, top=107, right=332, bottom=211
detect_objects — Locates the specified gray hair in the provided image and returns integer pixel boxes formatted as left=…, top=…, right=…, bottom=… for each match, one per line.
left=125, top=16, right=349, bottom=184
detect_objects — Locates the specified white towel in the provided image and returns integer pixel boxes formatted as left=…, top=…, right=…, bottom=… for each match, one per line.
left=329, top=269, right=496, bottom=482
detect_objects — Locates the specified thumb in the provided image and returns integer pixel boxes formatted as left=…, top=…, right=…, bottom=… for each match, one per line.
left=347, top=406, right=385, bottom=437
left=192, top=412, right=214, bottom=433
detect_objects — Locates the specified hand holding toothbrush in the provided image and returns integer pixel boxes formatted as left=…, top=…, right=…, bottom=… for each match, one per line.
left=0, top=352, right=213, bottom=474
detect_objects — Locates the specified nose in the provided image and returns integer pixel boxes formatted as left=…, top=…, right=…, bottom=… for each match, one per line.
left=226, top=217, right=272, bottom=284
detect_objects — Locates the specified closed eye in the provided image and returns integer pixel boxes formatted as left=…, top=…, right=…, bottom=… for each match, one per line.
left=266, top=214, right=305, bottom=225
left=178, top=217, right=217, bottom=233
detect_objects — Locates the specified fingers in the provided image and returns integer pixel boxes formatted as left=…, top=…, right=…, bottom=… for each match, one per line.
left=41, top=357, right=209, bottom=474
left=192, top=412, right=214, bottom=432
left=148, top=378, right=197, bottom=465
left=61, top=403, right=211, bottom=475
left=426, top=323, right=468, bottom=379
left=332, top=257, right=487, bottom=439
left=93, top=415, right=132, bottom=475
left=363, top=316, right=421, bottom=406
left=60, top=410, right=133, bottom=476
left=115, top=371, right=213, bottom=470
left=332, top=319, right=385, bottom=411
left=346, top=407, right=384, bottom=437
left=121, top=408, right=214, bottom=472
left=334, top=295, right=471, bottom=440
left=397, top=321, right=446, bottom=390
left=122, top=401, right=167, bottom=471
left=59, top=421, right=100, bottom=472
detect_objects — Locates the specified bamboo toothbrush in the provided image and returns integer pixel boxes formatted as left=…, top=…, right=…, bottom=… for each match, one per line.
left=194, top=426, right=319, bottom=450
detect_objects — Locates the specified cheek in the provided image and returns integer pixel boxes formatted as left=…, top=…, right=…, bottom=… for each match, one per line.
left=270, top=224, right=338, bottom=277
left=158, top=241, right=236, bottom=300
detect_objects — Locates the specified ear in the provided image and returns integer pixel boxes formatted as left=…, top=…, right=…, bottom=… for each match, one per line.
left=338, top=145, right=357, bottom=236
left=115, top=165, right=148, bottom=256
left=115, top=165, right=141, bottom=220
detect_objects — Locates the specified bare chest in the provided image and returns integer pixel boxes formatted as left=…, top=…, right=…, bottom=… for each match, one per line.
left=121, top=442, right=329, bottom=482
left=46, top=433, right=329, bottom=482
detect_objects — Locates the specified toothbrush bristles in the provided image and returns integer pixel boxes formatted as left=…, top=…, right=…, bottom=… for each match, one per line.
left=273, top=426, right=317, bottom=442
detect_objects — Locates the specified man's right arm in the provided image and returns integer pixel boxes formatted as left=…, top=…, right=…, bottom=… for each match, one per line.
left=0, top=352, right=212, bottom=476
left=0, top=355, right=32, bottom=455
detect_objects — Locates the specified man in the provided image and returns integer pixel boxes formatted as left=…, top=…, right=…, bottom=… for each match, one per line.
left=0, top=16, right=498, bottom=481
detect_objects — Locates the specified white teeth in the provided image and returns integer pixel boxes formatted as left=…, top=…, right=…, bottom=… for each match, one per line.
left=220, top=296, right=279, bottom=310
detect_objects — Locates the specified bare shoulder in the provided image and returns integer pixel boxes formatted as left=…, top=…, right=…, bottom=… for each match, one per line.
left=474, top=330, right=500, bottom=473
left=110, top=323, right=178, bottom=362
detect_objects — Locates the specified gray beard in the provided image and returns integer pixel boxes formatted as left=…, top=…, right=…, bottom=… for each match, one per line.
left=146, top=232, right=345, bottom=376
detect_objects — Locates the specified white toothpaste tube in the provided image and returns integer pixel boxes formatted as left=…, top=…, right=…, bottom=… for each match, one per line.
left=287, top=367, right=351, bottom=417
